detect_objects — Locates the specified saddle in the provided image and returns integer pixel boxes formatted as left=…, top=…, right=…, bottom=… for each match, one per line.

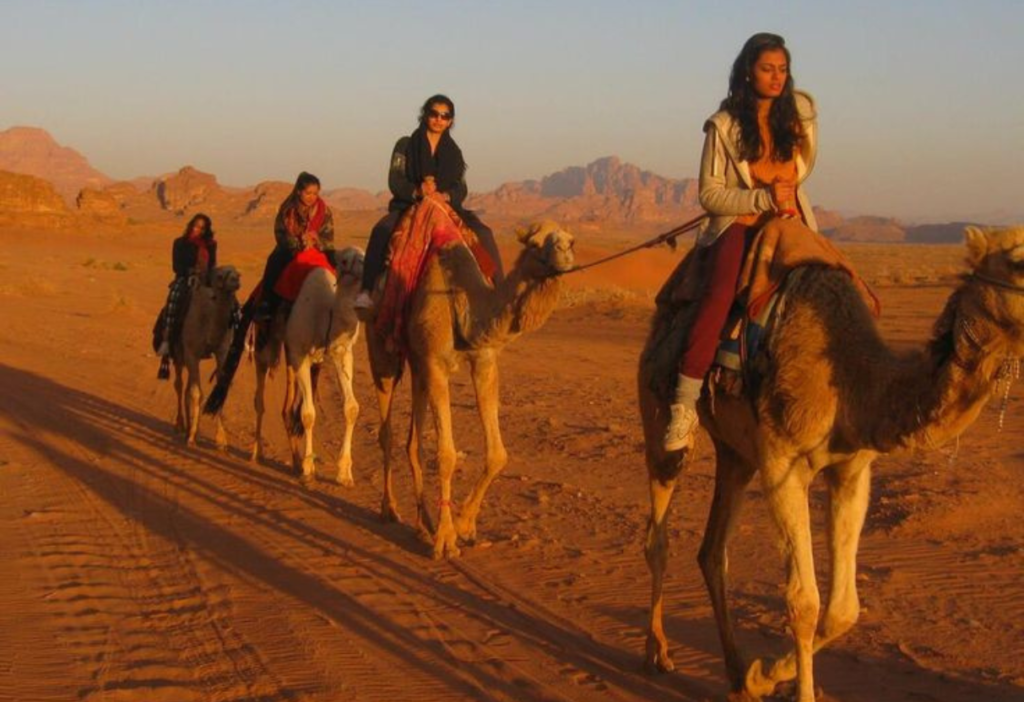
left=653, top=218, right=879, bottom=398
left=374, top=197, right=495, bottom=355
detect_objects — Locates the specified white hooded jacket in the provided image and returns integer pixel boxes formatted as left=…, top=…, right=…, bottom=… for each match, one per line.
left=696, top=90, right=818, bottom=245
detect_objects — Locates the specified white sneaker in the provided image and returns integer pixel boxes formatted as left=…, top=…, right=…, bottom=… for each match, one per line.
left=157, top=340, right=170, bottom=357
left=353, top=291, right=374, bottom=310
left=663, top=403, right=698, bottom=452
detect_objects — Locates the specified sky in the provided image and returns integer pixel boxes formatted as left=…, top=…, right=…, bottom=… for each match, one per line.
left=1, top=0, right=1021, bottom=222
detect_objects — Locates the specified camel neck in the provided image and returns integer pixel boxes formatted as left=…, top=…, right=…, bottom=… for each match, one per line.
left=896, top=286, right=1014, bottom=450
left=472, top=254, right=562, bottom=348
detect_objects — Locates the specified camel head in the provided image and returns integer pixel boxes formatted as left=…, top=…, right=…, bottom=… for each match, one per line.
left=211, top=265, right=241, bottom=293
left=964, top=225, right=1024, bottom=349
left=515, top=220, right=575, bottom=278
left=334, top=246, right=365, bottom=285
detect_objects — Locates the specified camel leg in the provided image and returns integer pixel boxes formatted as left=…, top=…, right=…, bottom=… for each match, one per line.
left=406, top=369, right=433, bottom=538
left=212, top=355, right=228, bottom=451
left=330, top=344, right=359, bottom=487
left=294, top=360, right=317, bottom=481
left=455, top=352, right=507, bottom=543
left=424, top=361, right=460, bottom=559
left=746, top=458, right=819, bottom=702
left=747, top=457, right=872, bottom=694
left=696, top=440, right=757, bottom=689
left=185, top=358, right=202, bottom=447
left=643, top=474, right=678, bottom=673
left=282, top=365, right=303, bottom=474
left=374, top=370, right=403, bottom=523
left=251, top=357, right=268, bottom=463
left=173, top=360, right=186, bottom=435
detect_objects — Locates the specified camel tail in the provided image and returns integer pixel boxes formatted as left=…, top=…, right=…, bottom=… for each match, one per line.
left=204, top=298, right=254, bottom=415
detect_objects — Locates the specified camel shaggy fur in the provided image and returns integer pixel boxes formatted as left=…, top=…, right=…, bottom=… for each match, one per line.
left=170, top=265, right=241, bottom=448
left=638, top=226, right=1024, bottom=701
left=367, top=220, right=575, bottom=559
left=251, top=246, right=364, bottom=483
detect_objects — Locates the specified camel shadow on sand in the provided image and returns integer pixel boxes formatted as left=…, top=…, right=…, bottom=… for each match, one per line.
left=1, top=361, right=719, bottom=702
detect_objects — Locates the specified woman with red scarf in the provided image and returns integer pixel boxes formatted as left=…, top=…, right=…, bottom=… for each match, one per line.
left=255, top=171, right=336, bottom=321
left=157, top=213, right=217, bottom=360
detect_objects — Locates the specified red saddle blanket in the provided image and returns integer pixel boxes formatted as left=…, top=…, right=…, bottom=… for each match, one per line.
left=274, top=247, right=334, bottom=302
left=375, top=197, right=495, bottom=354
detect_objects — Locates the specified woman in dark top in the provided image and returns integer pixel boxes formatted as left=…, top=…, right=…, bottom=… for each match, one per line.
left=355, top=94, right=503, bottom=309
left=157, top=213, right=217, bottom=359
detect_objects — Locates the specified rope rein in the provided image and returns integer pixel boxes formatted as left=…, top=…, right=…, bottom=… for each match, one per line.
left=554, top=213, right=708, bottom=277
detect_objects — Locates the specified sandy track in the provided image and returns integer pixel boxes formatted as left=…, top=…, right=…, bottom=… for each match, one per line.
left=1, top=230, right=1022, bottom=701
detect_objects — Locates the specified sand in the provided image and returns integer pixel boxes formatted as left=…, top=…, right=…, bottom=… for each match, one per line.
left=0, top=226, right=1021, bottom=702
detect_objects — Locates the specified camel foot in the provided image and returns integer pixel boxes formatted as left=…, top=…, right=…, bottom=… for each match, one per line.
left=380, top=500, right=403, bottom=524
left=455, top=514, right=478, bottom=544
left=643, top=634, right=675, bottom=674
left=416, top=504, right=435, bottom=537
left=744, top=659, right=777, bottom=700
left=249, top=444, right=261, bottom=463
left=335, top=457, right=354, bottom=487
left=432, top=523, right=461, bottom=560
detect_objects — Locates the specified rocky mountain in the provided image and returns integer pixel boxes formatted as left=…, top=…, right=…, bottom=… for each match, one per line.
left=468, top=156, right=701, bottom=225
left=0, top=126, right=111, bottom=204
left=0, top=170, right=75, bottom=228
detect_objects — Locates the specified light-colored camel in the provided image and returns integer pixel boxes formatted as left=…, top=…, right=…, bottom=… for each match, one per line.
left=251, top=246, right=363, bottom=484
left=367, top=220, right=575, bottom=559
left=638, top=225, right=1024, bottom=701
left=171, top=266, right=241, bottom=448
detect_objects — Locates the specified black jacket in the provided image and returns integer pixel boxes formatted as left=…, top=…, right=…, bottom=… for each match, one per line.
left=172, top=235, right=217, bottom=280
left=387, top=136, right=469, bottom=213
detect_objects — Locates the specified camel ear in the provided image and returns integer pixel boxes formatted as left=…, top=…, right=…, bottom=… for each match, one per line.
left=516, top=223, right=540, bottom=245
left=964, top=226, right=989, bottom=268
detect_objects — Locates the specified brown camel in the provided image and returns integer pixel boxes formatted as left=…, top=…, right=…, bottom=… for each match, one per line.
left=366, top=220, right=575, bottom=559
left=638, top=226, right=1024, bottom=701
left=169, top=265, right=241, bottom=448
left=250, top=247, right=364, bottom=483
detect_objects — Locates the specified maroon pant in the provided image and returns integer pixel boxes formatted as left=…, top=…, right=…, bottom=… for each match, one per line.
left=680, top=223, right=754, bottom=379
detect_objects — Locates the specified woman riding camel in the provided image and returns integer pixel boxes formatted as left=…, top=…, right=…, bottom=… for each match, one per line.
left=157, top=213, right=217, bottom=362
left=663, top=32, right=819, bottom=450
left=255, top=171, right=336, bottom=321
left=355, top=94, right=503, bottom=310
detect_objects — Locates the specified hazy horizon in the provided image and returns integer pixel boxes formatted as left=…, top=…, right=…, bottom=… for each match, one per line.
left=2, top=1, right=1021, bottom=223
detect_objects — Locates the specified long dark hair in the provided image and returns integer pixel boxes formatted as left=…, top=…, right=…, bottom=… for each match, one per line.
left=291, top=171, right=321, bottom=195
left=418, top=94, right=456, bottom=129
left=720, top=33, right=801, bottom=162
left=183, top=213, right=213, bottom=240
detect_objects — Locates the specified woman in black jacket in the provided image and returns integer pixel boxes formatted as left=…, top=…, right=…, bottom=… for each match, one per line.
left=355, top=94, right=503, bottom=309
left=157, top=213, right=217, bottom=360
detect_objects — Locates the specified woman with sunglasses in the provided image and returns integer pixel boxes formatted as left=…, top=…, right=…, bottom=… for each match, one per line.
left=355, top=94, right=503, bottom=309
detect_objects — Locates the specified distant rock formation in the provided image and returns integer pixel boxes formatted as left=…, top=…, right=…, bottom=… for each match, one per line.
left=0, top=126, right=111, bottom=204
left=825, top=216, right=906, bottom=243
left=468, top=156, right=701, bottom=225
left=153, top=166, right=220, bottom=214
left=0, top=170, right=75, bottom=228
left=77, top=188, right=128, bottom=226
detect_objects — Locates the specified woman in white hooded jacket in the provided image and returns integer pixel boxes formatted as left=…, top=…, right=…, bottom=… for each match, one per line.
left=664, top=32, right=819, bottom=450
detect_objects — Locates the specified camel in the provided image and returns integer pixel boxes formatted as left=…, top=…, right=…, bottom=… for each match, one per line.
left=638, top=225, right=1024, bottom=701
left=249, top=246, right=364, bottom=483
left=167, top=265, right=241, bottom=448
left=366, top=219, right=575, bottom=559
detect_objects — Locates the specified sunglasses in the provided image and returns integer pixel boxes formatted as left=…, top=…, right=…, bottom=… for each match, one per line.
left=427, top=109, right=453, bottom=121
